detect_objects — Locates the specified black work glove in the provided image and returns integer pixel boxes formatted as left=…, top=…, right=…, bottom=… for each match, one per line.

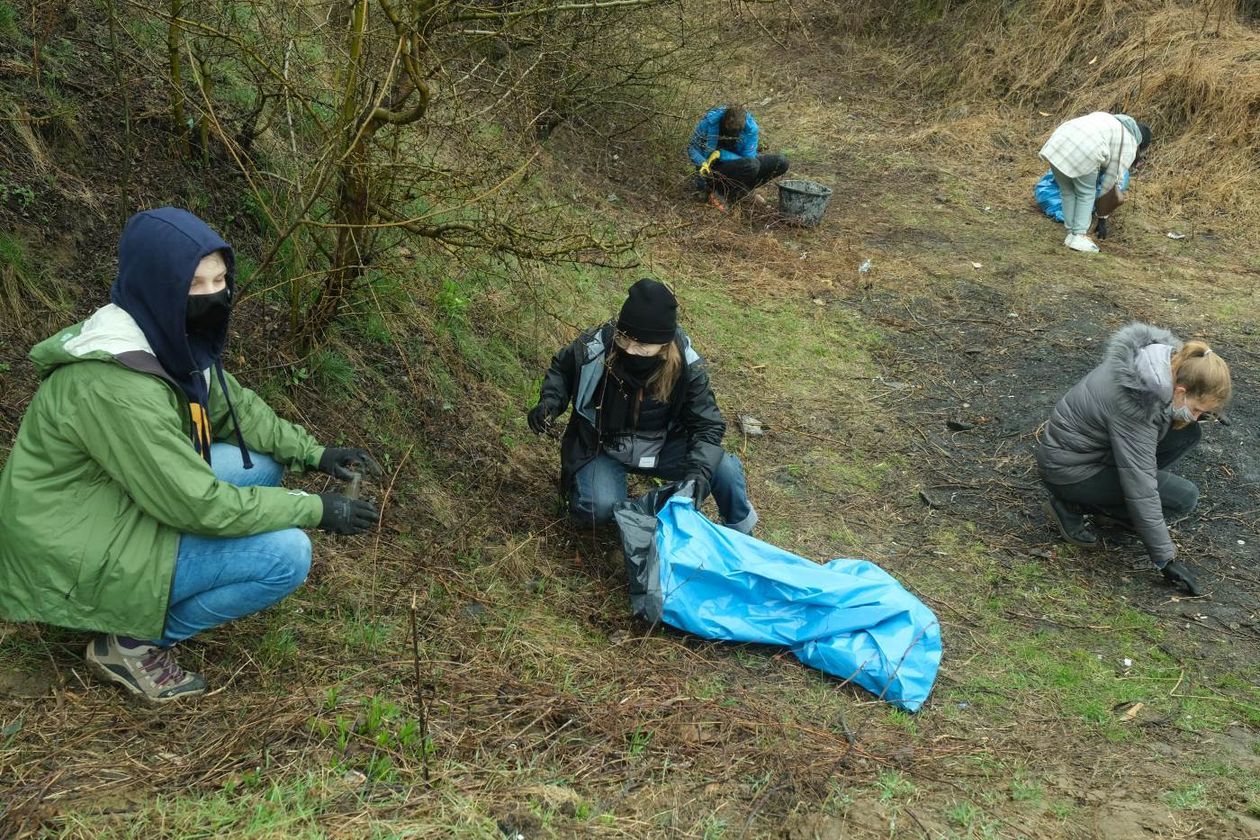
left=1161, top=560, right=1203, bottom=597
left=681, top=474, right=711, bottom=506
left=318, top=493, right=379, bottom=535
left=528, top=401, right=559, bottom=435
left=317, top=447, right=383, bottom=480
left=1095, top=216, right=1109, bottom=240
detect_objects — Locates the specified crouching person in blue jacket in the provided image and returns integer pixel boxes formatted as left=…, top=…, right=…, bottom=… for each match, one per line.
left=688, top=105, right=789, bottom=212
left=527, top=279, right=757, bottom=534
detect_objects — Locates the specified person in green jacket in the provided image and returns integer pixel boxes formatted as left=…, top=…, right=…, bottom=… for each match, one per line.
left=0, top=207, right=381, bottom=703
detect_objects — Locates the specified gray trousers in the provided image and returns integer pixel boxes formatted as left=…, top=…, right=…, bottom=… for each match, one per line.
left=1045, top=423, right=1201, bottom=521
left=1050, top=165, right=1098, bottom=236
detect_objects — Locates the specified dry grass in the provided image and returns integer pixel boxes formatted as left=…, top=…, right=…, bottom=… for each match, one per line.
left=961, top=0, right=1260, bottom=228
left=789, top=0, right=1260, bottom=235
left=927, top=0, right=1260, bottom=230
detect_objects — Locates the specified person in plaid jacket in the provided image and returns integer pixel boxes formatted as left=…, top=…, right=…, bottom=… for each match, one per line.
left=1039, top=112, right=1151, bottom=253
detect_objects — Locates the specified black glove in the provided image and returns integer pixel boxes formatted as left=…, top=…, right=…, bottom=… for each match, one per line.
left=1095, top=216, right=1109, bottom=240
left=317, top=447, right=383, bottom=480
left=318, top=493, right=379, bottom=535
left=1161, top=560, right=1203, bottom=597
left=528, top=402, right=558, bottom=435
left=682, top=474, right=711, bottom=506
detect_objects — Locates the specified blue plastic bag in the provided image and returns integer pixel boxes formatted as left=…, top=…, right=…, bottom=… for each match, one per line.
left=1035, top=169, right=1130, bottom=222
left=615, top=489, right=942, bottom=712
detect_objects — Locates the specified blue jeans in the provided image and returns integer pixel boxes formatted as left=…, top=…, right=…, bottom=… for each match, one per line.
left=157, top=443, right=311, bottom=647
left=570, top=438, right=758, bottom=533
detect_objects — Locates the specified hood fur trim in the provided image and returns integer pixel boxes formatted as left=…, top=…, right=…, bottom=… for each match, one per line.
left=1105, top=321, right=1182, bottom=419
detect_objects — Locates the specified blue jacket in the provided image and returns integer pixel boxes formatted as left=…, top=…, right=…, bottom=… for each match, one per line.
left=688, top=107, right=759, bottom=167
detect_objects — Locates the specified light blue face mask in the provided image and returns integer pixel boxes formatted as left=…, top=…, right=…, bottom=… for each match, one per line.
left=1171, top=404, right=1196, bottom=424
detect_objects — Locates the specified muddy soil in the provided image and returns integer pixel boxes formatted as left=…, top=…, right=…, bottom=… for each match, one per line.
left=846, top=275, right=1260, bottom=670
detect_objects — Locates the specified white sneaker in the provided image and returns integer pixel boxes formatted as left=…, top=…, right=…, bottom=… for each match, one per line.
left=1064, top=233, right=1100, bottom=253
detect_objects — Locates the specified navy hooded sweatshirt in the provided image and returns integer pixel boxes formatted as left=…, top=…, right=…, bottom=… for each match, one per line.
left=110, top=207, right=245, bottom=465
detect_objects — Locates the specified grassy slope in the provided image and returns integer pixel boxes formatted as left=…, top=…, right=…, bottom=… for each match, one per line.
left=4, top=12, right=1260, bottom=840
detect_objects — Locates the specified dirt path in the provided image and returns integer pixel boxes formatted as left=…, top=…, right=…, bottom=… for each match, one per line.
left=645, top=41, right=1260, bottom=834
left=849, top=276, right=1260, bottom=666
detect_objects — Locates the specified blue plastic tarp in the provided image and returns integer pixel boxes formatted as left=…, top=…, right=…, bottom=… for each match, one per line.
left=615, top=490, right=942, bottom=712
left=1035, top=169, right=1130, bottom=222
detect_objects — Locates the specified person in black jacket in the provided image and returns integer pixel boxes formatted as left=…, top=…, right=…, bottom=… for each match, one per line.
left=527, top=279, right=757, bottom=532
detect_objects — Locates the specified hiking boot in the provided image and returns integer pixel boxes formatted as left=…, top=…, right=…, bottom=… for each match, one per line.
left=708, top=192, right=729, bottom=214
left=85, top=635, right=207, bottom=703
left=1064, top=233, right=1100, bottom=253
left=1042, top=496, right=1098, bottom=547
left=1160, top=561, right=1204, bottom=597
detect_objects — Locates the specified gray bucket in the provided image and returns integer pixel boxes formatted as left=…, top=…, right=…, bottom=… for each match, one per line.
left=777, top=179, right=833, bottom=227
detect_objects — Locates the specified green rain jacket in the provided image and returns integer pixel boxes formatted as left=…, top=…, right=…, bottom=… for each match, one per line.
left=0, top=304, right=325, bottom=639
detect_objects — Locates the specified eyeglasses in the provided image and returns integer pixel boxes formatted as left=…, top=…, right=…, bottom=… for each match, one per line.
left=613, top=332, right=667, bottom=357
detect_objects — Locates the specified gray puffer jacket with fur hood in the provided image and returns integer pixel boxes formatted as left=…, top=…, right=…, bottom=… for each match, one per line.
left=1036, top=322, right=1182, bottom=565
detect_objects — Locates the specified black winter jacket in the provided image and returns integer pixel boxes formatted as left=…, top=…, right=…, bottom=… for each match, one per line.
left=538, top=323, right=726, bottom=495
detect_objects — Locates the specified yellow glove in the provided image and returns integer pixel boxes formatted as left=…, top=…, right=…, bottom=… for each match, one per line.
left=698, top=150, right=720, bottom=178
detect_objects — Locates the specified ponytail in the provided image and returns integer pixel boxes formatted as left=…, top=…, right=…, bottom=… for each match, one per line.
left=1171, top=340, right=1231, bottom=406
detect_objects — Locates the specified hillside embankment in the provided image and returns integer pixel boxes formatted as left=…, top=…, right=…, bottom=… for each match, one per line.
left=3, top=2, right=1259, bottom=838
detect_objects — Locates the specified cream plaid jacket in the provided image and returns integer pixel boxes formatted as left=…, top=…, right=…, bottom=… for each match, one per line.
left=1039, top=112, right=1138, bottom=194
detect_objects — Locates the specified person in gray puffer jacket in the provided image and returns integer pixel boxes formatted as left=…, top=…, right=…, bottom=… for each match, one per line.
left=1036, top=322, right=1232, bottom=595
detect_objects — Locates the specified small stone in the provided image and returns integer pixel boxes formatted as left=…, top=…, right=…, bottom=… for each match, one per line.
left=946, top=420, right=975, bottom=431
left=738, top=415, right=765, bottom=436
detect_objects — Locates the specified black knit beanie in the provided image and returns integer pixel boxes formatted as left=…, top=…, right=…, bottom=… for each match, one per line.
left=1137, top=122, right=1152, bottom=151
left=617, top=278, right=677, bottom=344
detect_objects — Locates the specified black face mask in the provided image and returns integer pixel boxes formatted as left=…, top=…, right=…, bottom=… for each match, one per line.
left=620, top=353, right=663, bottom=378
left=186, top=288, right=232, bottom=334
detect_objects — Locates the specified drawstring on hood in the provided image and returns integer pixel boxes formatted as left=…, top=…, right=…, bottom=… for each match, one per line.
left=110, top=207, right=253, bottom=468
